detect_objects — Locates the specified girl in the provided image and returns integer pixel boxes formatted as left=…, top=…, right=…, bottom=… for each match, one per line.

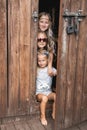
left=36, top=49, right=57, bottom=126
left=37, top=31, right=48, bottom=51
left=37, top=30, right=56, bottom=76
left=38, top=12, right=56, bottom=76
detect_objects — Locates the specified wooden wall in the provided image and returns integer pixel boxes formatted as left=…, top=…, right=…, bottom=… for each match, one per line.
left=0, top=0, right=7, bottom=118
left=55, top=0, right=87, bottom=129
left=0, top=1, right=87, bottom=130
left=0, top=0, right=38, bottom=118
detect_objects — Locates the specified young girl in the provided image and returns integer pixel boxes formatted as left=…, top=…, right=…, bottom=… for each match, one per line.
left=38, top=12, right=56, bottom=76
left=37, top=31, right=48, bottom=51
left=36, top=49, right=57, bottom=126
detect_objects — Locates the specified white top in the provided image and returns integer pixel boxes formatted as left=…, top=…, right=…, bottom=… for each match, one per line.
left=36, top=67, right=57, bottom=95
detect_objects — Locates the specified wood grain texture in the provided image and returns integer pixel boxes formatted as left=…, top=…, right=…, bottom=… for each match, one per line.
left=0, top=0, right=7, bottom=117
left=55, top=0, right=87, bottom=129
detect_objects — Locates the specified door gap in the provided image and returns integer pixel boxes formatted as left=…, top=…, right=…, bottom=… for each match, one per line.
left=39, top=0, right=60, bottom=91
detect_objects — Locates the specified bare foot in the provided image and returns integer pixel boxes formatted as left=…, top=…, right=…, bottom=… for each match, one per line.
left=52, top=113, right=55, bottom=120
left=41, top=118, right=47, bottom=125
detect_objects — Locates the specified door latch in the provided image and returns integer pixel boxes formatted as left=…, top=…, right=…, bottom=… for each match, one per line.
left=63, top=9, right=86, bottom=20
left=66, top=17, right=75, bottom=34
left=63, top=9, right=87, bottom=35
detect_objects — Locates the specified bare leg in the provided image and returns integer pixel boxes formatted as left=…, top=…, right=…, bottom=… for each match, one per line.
left=52, top=98, right=56, bottom=119
left=48, top=92, right=56, bottom=119
left=37, top=94, right=48, bottom=125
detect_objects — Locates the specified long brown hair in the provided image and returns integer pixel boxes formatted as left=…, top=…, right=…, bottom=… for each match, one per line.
left=38, top=12, right=56, bottom=53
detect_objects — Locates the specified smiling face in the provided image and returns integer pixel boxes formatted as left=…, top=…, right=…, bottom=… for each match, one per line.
left=37, top=54, right=48, bottom=68
left=37, top=32, right=48, bottom=49
left=39, top=15, right=50, bottom=31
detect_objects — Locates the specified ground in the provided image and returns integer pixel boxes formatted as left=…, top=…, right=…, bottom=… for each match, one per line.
left=0, top=116, right=87, bottom=130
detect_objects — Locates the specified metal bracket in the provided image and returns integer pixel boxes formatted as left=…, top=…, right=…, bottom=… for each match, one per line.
left=32, top=11, right=38, bottom=22
left=63, top=9, right=87, bottom=35
left=63, top=9, right=86, bottom=21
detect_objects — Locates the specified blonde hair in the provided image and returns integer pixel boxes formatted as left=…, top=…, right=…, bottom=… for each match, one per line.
left=38, top=30, right=55, bottom=53
left=37, top=49, right=49, bottom=58
left=38, top=12, right=56, bottom=53
left=37, top=31, right=48, bottom=50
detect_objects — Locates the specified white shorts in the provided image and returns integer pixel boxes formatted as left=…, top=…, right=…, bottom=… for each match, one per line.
left=36, top=91, right=52, bottom=96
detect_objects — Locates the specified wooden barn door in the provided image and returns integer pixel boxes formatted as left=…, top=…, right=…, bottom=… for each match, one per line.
left=0, top=0, right=38, bottom=117
left=55, top=0, right=87, bottom=130
left=0, top=0, right=7, bottom=118
left=7, top=0, right=38, bottom=116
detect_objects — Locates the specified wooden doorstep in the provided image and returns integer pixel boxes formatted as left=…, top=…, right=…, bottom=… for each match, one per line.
left=0, top=116, right=87, bottom=130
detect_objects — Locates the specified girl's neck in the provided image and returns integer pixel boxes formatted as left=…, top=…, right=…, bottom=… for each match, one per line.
left=37, top=66, right=47, bottom=69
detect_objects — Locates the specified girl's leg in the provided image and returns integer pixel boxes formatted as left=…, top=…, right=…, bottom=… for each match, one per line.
left=52, top=97, right=56, bottom=119
left=37, top=94, right=48, bottom=125
left=48, top=92, right=56, bottom=119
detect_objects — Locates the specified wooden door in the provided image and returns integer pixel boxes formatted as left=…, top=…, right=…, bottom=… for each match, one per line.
left=55, top=0, right=87, bottom=130
left=7, top=0, right=39, bottom=116
left=0, top=0, right=38, bottom=117
left=0, top=0, right=7, bottom=118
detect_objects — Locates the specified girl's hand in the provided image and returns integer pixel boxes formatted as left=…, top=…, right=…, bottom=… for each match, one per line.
left=53, top=70, right=57, bottom=76
left=48, top=67, right=54, bottom=76
left=48, top=67, right=57, bottom=76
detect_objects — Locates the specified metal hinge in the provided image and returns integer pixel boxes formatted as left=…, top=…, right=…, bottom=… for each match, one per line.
left=32, top=11, right=38, bottom=22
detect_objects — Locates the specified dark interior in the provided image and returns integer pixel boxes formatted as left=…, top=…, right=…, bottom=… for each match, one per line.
left=39, top=0, right=60, bottom=90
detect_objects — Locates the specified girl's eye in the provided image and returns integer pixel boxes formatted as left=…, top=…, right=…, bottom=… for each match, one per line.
left=40, top=20, right=43, bottom=23
left=45, top=21, right=49, bottom=24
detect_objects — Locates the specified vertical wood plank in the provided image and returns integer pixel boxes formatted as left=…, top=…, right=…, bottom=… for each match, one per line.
left=19, top=0, right=31, bottom=113
left=81, top=42, right=87, bottom=121
left=5, top=0, right=39, bottom=116
left=0, top=0, right=7, bottom=117
left=73, top=0, right=87, bottom=124
left=55, top=0, right=71, bottom=129
left=8, top=0, right=20, bottom=115
left=81, top=0, right=87, bottom=121
left=29, top=0, right=38, bottom=114
left=55, top=0, right=87, bottom=129
left=64, top=0, right=81, bottom=127
left=8, top=0, right=32, bottom=115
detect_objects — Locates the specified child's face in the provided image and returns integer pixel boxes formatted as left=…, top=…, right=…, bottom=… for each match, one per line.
left=39, top=15, right=50, bottom=31
left=37, top=33, right=47, bottom=49
left=37, top=54, right=48, bottom=68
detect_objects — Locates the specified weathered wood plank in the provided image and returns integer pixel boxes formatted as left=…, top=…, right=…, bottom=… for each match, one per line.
left=56, top=0, right=87, bottom=129
left=44, top=118, right=55, bottom=130
left=8, top=0, right=21, bottom=115
left=8, top=0, right=32, bottom=115
left=1, top=117, right=87, bottom=130
left=14, top=121, right=31, bottom=130
left=65, top=127, right=79, bottom=130
left=64, top=0, right=81, bottom=127
left=0, top=125, right=6, bottom=130
left=29, top=0, right=38, bottom=114
left=78, top=121, right=87, bottom=130
left=4, top=123, right=16, bottom=130
left=0, top=118, right=54, bottom=130
left=0, top=0, right=39, bottom=117
left=55, top=0, right=71, bottom=129
left=73, top=0, right=87, bottom=124
left=80, top=0, right=87, bottom=122
left=0, top=0, right=7, bottom=117
left=19, top=0, right=31, bottom=114
left=27, top=118, right=45, bottom=130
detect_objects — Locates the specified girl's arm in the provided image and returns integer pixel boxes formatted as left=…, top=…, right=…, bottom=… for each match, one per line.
left=48, top=52, right=54, bottom=76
